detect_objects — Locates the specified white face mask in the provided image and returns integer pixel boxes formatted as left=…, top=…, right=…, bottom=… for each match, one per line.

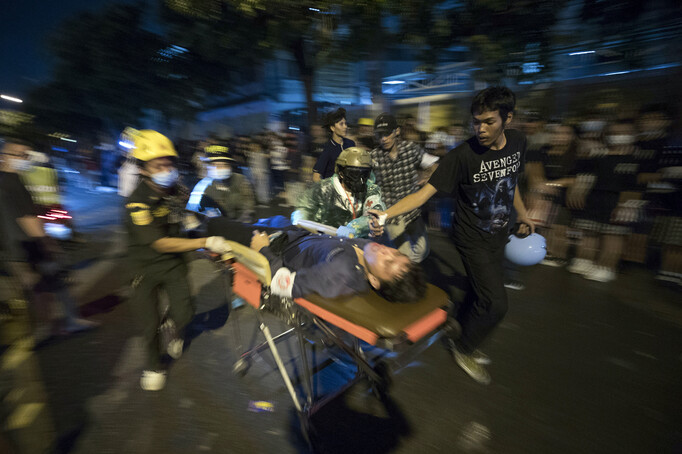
left=208, top=167, right=231, bottom=180
left=151, top=168, right=179, bottom=188
left=9, top=157, right=31, bottom=172
left=606, top=135, right=635, bottom=146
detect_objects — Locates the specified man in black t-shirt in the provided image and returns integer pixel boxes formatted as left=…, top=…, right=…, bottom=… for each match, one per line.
left=0, top=136, right=98, bottom=340
left=369, top=87, right=534, bottom=385
left=312, top=108, right=356, bottom=182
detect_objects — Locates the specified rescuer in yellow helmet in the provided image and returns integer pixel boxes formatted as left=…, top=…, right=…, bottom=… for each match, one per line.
left=122, top=128, right=232, bottom=391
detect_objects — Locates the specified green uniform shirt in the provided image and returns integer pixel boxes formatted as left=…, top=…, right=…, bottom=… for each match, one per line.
left=196, top=173, right=255, bottom=222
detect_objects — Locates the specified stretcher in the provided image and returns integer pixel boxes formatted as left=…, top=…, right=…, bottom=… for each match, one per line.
left=217, top=225, right=458, bottom=445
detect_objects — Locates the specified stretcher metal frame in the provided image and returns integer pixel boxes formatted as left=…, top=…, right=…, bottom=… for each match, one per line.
left=220, top=225, right=456, bottom=444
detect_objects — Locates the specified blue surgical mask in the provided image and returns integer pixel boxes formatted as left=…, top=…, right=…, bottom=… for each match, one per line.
left=151, top=168, right=179, bottom=188
left=208, top=167, right=231, bottom=180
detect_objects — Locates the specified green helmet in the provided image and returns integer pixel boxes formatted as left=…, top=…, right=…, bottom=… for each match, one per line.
left=334, top=147, right=372, bottom=174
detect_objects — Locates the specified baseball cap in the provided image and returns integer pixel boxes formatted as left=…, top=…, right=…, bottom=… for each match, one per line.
left=374, top=113, right=398, bottom=135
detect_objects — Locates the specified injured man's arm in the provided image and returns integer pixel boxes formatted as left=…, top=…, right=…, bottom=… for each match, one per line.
left=208, top=218, right=427, bottom=303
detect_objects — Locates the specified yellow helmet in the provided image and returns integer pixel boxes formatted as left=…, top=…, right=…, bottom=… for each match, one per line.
left=123, top=128, right=178, bottom=162
left=357, top=117, right=374, bottom=127
left=334, top=147, right=372, bottom=174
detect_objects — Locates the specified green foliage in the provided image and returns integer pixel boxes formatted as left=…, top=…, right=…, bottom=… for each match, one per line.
left=31, top=0, right=569, bottom=135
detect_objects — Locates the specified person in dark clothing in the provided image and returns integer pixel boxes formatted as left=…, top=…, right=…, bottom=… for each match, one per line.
left=0, top=136, right=97, bottom=342
left=123, top=128, right=232, bottom=391
left=207, top=218, right=427, bottom=303
left=369, top=87, right=533, bottom=385
left=526, top=122, right=579, bottom=266
left=312, top=107, right=356, bottom=182
left=568, top=119, right=640, bottom=282
left=186, top=145, right=255, bottom=222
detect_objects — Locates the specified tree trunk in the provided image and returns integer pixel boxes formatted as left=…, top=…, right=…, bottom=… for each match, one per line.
left=292, top=38, right=317, bottom=131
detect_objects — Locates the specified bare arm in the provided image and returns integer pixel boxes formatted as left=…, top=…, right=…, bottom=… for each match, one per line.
left=151, top=237, right=207, bottom=253
left=513, top=188, right=535, bottom=234
left=384, top=184, right=438, bottom=219
left=17, top=216, right=46, bottom=238
left=312, top=172, right=321, bottom=183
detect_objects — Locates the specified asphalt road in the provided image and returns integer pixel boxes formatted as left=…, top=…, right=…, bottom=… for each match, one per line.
left=4, top=183, right=682, bottom=454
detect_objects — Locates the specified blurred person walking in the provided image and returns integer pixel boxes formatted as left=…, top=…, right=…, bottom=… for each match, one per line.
left=526, top=122, right=579, bottom=266
left=269, top=133, right=290, bottom=205
left=118, top=131, right=141, bottom=197
left=0, top=135, right=97, bottom=342
left=637, top=105, right=682, bottom=286
left=355, top=117, right=376, bottom=150
left=122, top=129, right=232, bottom=390
left=186, top=145, right=255, bottom=222
left=312, top=108, right=356, bottom=182
left=568, top=119, right=641, bottom=282
left=247, top=136, right=271, bottom=206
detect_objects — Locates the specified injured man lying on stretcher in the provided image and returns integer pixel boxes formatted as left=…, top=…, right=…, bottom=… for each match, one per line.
left=207, top=218, right=427, bottom=303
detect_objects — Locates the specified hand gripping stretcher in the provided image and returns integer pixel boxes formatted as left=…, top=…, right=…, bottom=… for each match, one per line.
left=217, top=220, right=459, bottom=445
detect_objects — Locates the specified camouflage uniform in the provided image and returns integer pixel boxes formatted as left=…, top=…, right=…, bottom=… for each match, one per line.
left=293, top=174, right=385, bottom=238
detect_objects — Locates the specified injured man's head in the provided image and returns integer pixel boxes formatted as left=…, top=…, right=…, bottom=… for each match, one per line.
left=362, top=242, right=427, bottom=303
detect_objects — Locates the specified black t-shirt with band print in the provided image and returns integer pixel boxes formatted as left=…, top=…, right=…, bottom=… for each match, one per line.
left=429, top=129, right=526, bottom=248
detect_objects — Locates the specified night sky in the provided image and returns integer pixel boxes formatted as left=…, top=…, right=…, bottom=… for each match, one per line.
left=0, top=0, right=130, bottom=98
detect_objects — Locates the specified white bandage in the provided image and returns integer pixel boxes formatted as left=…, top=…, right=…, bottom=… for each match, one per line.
left=271, top=268, right=296, bottom=298
left=205, top=236, right=232, bottom=255
left=420, top=152, right=439, bottom=169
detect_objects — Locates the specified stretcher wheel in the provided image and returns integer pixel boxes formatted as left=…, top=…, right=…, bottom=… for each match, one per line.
left=232, top=358, right=251, bottom=377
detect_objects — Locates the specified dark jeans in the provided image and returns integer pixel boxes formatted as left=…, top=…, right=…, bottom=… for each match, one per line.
left=454, top=241, right=508, bottom=354
left=130, top=261, right=194, bottom=369
left=271, top=169, right=286, bottom=194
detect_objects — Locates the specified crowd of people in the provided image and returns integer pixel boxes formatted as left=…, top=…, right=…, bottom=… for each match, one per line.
left=176, top=101, right=681, bottom=289
left=1, top=86, right=680, bottom=394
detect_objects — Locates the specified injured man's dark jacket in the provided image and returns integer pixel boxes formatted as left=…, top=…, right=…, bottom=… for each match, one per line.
left=207, top=218, right=427, bottom=303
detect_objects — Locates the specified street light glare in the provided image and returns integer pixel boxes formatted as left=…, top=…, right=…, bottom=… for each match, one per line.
left=1, top=94, right=23, bottom=103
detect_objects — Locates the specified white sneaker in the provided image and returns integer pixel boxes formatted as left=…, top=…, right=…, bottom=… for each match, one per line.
left=584, top=266, right=616, bottom=283
left=140, top=370, right=167, bottom=391
left=567, top=258, right=595, bottom=275
left=540, top=257, right=567, bottom=267
left=504, top=280, right=525, bottom=291
left=451, top=348, right=491, bottom=385
left=471, top=349, right=491, bottom=365
left=655, top=271, right=681, bottom=284
left=167, top=339, right=184, bottom=359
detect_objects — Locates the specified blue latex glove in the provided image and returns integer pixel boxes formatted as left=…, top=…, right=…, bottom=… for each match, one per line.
left=336, top=225, right=356, bottom=238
